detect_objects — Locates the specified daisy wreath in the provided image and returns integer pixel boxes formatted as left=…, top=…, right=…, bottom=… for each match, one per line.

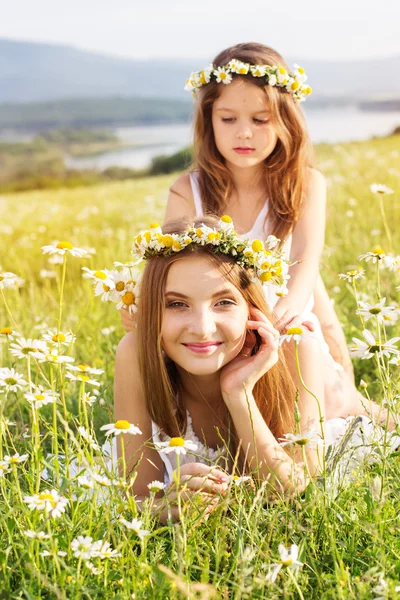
left=184, top=59, right=312, bottom=102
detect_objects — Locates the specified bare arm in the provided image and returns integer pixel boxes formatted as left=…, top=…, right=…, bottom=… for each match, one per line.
left=275, top=169, right=327, bottom=321
left=163, top=173, right=196, bottom=225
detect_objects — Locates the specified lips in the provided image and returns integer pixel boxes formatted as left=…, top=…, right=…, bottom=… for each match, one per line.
left=233, top=147, right=255, bottom=154
left=182, top=341, right=223, bottom=354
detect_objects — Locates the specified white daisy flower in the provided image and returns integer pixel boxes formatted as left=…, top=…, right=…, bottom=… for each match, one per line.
left=147, top=480, right=165, bottom=493
left=228, top=475, right=252, bottom=486
left=77, top=475, right=95, bottom=490
left=91, top=471, right=120, bottom=487
left=276, top=66, right=290, bottom=85
left=3, top=452, right=29, bottom=464
left=24, top=390, right=57, bottom=409
left=195, top=64, right=213, bottom=87
left=23, top=489, right=68, bottom=519
left=84, top=561, right=102, bottom=575
left=40, top=550, right=67, bottom=557
left=359, top=247, right=386, bottom=263
left=24, top=530, right=50, bottom=540
left=68, top=364, right=104, bottom=375
left=43, top=349, right=75, bottom=364
left=0, top=272, right=24, bottom=290
left=265, top=544, right=303, bottom=583
left=120, top=518, right=150, bottom=540
left=82, top=267, right=116, bottom=298
left=192, top=225, right=220, bottom=245
left=381, top=254, right=400, bottom=271
left=100, top=420, right=142, bottom=437
left=350, top=329, right=400, bottom=360
left=156, top=437, right=198, bottom=456
left=293, top=64, right=307, bottom=83
left=0, top=462, right=11, bottom=477
left=65, top=372, right=100, bottom=387
left=71, top=535, right=96, bottom=559
left=370, top=183, right=394, bottom=195
left=42, top=330, right=76, bottom=346
left=268, top=74, right=277, bottom=86
left=250, top=65, right=267, bottom=77
left=0, top=327, right=17, bottom=340
left=41, top=241, right=87, bottom=258
left=356, top=298, right=397, bottom=324
left=338, top=269, right=365, bottom=282
left=92, top=540, right=121, bottom=559
left=279, top=430, right=323, bottom=448
left=279, top=326, right=310, bottom=345
left=218, top=215, right=235, bottom=233
left=0, top=368, right=28, bottom=393
left=9, top=337, right=48, bottom=361
left=389, top=356, right=400, bottom=366
left=214, top=67, right=232, bottom=84
left=39, top=269, right=57, bottom=279
left=81, top=392, right=98, bottom=406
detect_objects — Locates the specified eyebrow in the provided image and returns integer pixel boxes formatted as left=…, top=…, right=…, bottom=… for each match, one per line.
left=215, top=108, right=270, bottom=114
left=165, top=288, right=237, bottom=300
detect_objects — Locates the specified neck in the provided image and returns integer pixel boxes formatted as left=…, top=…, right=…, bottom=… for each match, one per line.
left=226, top=161, right=265, bottom=192
left=177, top=367, right=223, bottom=409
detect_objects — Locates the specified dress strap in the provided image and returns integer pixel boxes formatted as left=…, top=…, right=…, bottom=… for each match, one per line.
left=189, top=171, right=204, bottom=217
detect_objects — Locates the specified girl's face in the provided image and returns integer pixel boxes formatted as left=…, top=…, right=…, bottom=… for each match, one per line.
left=161, top=255, right=249, bottom=376
left=211, top=78, right=278, bottom=170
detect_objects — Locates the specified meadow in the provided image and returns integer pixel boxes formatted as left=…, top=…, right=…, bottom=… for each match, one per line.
left=0, top=134, right=399, bottom=599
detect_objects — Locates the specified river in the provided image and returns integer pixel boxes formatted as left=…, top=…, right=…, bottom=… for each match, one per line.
left=64, top=108, right=400, bottom=171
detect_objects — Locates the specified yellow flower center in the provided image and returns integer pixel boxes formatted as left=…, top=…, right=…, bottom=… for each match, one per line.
left=114, top=419, right=130, bottom=430
left=259, top=272, right=272, bottom=282
left=251, top=240, right=263, bottom=252
left=78, top=365, right=89, bottom=371
left=238, top=66, right=247, bottom=74
left=149, top=222, right=160, bottom=229
left=162, top=235, right=173, bottom=247
left=372, top=247, right=384, bottom=255
left=169, top=437, right=185, bottom=447
left=279, top=67, right=287, bottom=74
left=173, top=241, right=182, bottom=250
left=1, top=327, right=12, bottom=335
left=298, top=67, right=305, bottom=74
left=184, top=237, right=192, bottom=246
left=199, top=71, right=207, bottom=85
left=291, top=81, right=300, bottom=90
left=52, top=333, right=66, bottom=343
left=144, top=232, right=151, bottom=243
left=94, top=270, right=107, bottom=280
left=56, top=241, right=73, bottom=250
left=35, top=394, right=45, bottom=401
left=221, top=215, right=232, bottom=223
left=115, top=281, right=125, bottom=292
left=122, top=292, right=135, bottom=306
left=207, top=232, right=217, bottom=241
left=103, top=284, right=111, bottom=292
left=5, top=377, right=17, bottom=385
left=196, top=228, right=204, bottom=238
left=0, top=276, right=3, bottom=281
left=281, top=558, right=293, bottom=566
left=286, top=327, right=303, bottom=335
left=220, top=72, right=227, bottom=80
left=39, top=493, right=57, bottom=506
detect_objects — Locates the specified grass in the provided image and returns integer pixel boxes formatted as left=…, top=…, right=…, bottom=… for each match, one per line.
left=0, top=134, right=399, bottom=599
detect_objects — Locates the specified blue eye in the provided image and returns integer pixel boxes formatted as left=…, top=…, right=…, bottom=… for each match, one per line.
left=216, top=299, right=235, bottom=306
left=166, top=301, right=187, bottom=308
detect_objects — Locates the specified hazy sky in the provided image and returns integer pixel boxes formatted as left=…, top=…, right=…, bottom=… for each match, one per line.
left=2, top=0, right=400, bottom=62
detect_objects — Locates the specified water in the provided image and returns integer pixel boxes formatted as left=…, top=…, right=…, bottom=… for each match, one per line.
left=62, top=109, right=400, bottom=171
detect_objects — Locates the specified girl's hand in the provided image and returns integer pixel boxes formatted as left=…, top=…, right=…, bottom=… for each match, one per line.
left=220, top=306, right=280, bottom=399
left=160, top=463, right=229, bottom=522
left=120, top=308, right=136, bottom=333
left=274, top=309, right=315, bottom=334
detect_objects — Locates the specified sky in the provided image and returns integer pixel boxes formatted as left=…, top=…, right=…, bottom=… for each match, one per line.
left=2, top=0, right=400, bottom=62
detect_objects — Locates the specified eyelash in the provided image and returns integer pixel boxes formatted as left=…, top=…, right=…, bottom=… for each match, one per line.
left=166, top=299, right=236, bottom=309
left=221, top=118, right=268, bottom=124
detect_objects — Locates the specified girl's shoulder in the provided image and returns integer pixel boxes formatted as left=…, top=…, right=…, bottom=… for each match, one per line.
left=165, top=171, right=197, bottom=224
left=306, top=167, right=326, bottom=193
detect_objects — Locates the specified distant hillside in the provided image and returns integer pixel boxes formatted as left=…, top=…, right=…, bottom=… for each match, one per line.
left=1, top=38, right=400, bottom=103
left=0, top=97, right=192, bottom=131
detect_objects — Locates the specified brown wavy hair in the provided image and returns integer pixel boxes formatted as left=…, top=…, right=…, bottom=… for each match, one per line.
left=190, top=42, right=314, bottom=242
left=137, top=215, right=295, bottom=443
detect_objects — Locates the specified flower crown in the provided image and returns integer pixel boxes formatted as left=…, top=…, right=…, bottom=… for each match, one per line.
left=131, top=215, right=290, bottom=295
left=184, top=59, right=312, bottom=102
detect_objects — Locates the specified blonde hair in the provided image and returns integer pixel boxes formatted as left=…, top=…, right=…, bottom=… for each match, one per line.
left=137, top=215, right=295, bottom=442
left=188, top=42, right=314, bottom=242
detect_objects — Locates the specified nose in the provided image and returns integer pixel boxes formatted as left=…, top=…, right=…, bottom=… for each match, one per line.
left=186, top=308, right=217, bottom=338
left=236, top=120, right=253, bottom=140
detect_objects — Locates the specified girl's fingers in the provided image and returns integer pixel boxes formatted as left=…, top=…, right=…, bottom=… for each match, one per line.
left=179, top=474, right=228, bottom=494
left=247, top=319, right=279, bottom=340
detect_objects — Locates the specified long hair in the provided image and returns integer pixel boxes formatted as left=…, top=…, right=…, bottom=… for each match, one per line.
left=190, top=42, right=314, bottom=242
left=137, top=215, right=295, bottom=442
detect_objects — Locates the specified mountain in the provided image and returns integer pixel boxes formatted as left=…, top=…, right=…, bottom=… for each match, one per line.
left=1, top=38, right=399, bottom=104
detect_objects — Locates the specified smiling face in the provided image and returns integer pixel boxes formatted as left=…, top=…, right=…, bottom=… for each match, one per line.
left=211, top=78, right=278, bottom=171
left=161, top=254, right=249, bottom=376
